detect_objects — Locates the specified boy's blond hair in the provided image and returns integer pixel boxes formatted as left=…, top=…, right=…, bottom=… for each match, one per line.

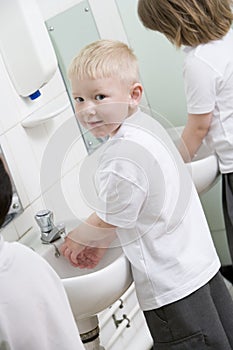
left=68, top=39, right=139, bottom=85
left=138, top=0, right=233, bottom=47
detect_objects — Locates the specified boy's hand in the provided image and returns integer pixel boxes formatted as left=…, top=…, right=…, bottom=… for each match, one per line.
left=60, top=236, right=85, bottom=267
left=60, top=236, right=108, bottom=268
left=60, top=212, right=116, bottom=268
left=71, top=245, right=108, bottom=269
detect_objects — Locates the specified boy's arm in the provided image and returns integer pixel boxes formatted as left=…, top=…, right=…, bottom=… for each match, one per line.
left=179, top=112, right=212, bottom=162
left=60, top=212, right=116, bottom=267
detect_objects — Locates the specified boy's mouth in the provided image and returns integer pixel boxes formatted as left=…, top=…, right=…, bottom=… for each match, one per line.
left=87, top=120, right=103, bottom=128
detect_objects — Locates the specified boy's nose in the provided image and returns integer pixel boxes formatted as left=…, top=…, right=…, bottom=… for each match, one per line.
left=87, top=107, right=96, bottom=117
left=84, top=101, right=96, bottom=117
left=78, top=103, right=96, bottom=120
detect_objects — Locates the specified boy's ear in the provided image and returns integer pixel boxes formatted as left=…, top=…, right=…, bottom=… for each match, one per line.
left=130, top=83, right=143, bottom=106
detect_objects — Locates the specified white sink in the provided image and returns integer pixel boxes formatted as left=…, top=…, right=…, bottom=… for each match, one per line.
left=189, top=143, right=219, bottom=194
left=19, top=226, right=132, bottom=320
left=19, top=126, right=219, bottom=330
left=168, top=126, right=220, bottom=194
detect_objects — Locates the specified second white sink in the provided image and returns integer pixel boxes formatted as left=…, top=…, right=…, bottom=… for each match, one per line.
left=168, top=126, right=220, bottom=194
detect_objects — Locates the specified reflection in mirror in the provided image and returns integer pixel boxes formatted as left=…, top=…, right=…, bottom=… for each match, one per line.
left=0, top=146, right=23, bottom=228
left=45, top=2, right=107, bottom=154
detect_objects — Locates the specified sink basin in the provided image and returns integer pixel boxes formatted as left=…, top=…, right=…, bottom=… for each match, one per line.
left=19, top=226, right=133, bottom=320
left=19, top=125, right=219, bottom=323
left=43, top=239, right=132, bottom=320
left=168, top=126, right=220, bottom=194
left=189, top=144, right=219, bottom=194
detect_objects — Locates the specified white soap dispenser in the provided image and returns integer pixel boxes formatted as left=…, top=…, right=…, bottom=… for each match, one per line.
left=0, top=0, right=57, bottom=100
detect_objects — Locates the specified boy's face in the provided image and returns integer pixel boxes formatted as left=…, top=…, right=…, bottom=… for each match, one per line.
left=71, top=76, right=134, bottom=138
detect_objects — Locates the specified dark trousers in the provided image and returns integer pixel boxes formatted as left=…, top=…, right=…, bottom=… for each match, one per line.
left=222, top=173, right=233, bottom=264
left=144, top=272, right=233, bottom=349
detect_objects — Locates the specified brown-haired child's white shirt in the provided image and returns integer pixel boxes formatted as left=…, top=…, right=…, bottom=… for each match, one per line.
left=183, top=28, right=233, bottom=173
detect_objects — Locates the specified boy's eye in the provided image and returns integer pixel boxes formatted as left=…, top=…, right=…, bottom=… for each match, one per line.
left=95, top=94, right=105, bottom=101
left=74, top=97, right=84, bottom=103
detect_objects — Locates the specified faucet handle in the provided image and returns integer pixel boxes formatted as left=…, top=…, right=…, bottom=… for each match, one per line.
left=35, top=209, right=55, bottom=233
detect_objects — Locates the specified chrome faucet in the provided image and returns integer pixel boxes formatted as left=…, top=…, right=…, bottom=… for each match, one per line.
left=35, top=209, right=65, bottom=243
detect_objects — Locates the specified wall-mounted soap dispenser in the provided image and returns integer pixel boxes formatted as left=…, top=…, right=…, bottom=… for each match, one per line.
left=0, top=0, right=57, bottom=100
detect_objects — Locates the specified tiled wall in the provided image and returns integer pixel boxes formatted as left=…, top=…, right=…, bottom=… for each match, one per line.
left=0, top=0, right=130, bottom=242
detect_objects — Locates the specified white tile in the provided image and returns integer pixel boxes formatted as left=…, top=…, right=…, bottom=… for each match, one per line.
left=42, top=170, right=92, bottom=229
left=4, top=125, right=41, bottom=203
left=0, top=116, right=4, bottom=136
left=0, top=222, right=19, bottom=242
left=17, top=226, right=39, bottom=246
left=17, top=197, right=53, bottom=246
left=0, top=134, right=29, bottom=208
left=13, top=206, right=35, bottom=238
left=42, top=181, right=74, bottom=223
left=17, top=94, right=44, bottom=124
left=89, top=0, right=128, bottom=42
left=59, top=0, right=84, bottom=13
left=43, top=94, right=75, bottom=136
left=21, top=93, right=76, bottom=174
left=22, top=124, right=48, bottom=165
left=38, top=0, right=84, bottom=20
left=30, top=196, right=47, bottom=214
left=61, top=128, right=88, bottom=177
left=61, top=164, right=93, bottom=219
left=40, top=113, right=83, bottom=192
left=37, top=0, right=64, bottom=20
left=37, top=0, right=63, bottom=22
left=0, top=54, right=20, bottom=132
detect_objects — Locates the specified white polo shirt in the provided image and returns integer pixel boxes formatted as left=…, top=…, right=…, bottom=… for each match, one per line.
left=95, top=110, right=220, bottom=310
left=183, top=28, right=233, bottom=173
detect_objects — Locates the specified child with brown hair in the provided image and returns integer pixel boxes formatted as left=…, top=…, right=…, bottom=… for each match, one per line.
left=138, top=0, right=233, bottom=284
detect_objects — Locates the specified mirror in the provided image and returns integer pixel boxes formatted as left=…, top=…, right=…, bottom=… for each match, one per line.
left=45, top=1, right=107, bottom=154
left=0, top=146, right=23, bottom=228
